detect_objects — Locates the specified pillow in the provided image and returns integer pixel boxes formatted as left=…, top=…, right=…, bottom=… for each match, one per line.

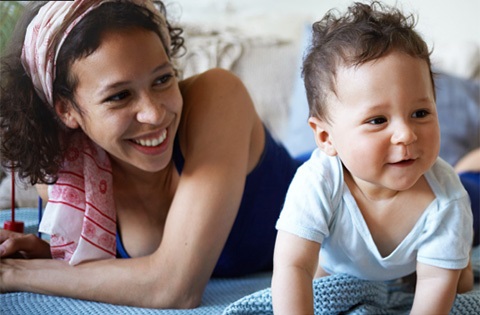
left=280, top=24, right=317, bottom=159
left=431, top=42, right=480, bottom=81
left=0, top=173, right=38, bottom=210
left=435, top=73, right=480, bottom=166
left=175, top=24, right=302, bottom=142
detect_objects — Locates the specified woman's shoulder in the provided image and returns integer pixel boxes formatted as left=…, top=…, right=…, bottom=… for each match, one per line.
left=179, top=68, right=242, bottom=96
left=175, top=68, right=260, bottom=158
left=178, top=68, right=256, bottom=128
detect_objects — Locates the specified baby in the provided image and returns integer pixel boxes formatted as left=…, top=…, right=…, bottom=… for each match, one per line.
left=272, top=2, right=473, bottom=314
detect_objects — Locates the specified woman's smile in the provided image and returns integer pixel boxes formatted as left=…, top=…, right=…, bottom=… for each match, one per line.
left=128, top=128, right=170, bottom=156
left=131, top=129, right=168, bottom=147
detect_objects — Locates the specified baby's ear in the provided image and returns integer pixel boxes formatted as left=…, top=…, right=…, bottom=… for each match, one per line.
left=54, top=98, right=80, bottom=129
left=308, top=117, right=337, bottom=156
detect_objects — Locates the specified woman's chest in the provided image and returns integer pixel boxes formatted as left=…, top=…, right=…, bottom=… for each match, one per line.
left=115, top=195, right=171, bottom=257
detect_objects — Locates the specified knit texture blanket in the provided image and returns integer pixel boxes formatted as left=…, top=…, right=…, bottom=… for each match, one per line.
left=223, top=273, right=480, bottom=315
left=1, top=210, right=479, bottom=314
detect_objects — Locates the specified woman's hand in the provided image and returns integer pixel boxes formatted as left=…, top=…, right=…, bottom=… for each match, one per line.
left=0, top=257, right=69, bottom=294
left=0, top=229, right=51, bottom=259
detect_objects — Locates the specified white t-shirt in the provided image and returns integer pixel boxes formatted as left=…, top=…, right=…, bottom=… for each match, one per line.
left=276, top=149, right=473, bottom=281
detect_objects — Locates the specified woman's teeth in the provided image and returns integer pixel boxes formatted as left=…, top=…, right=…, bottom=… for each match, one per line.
left=134, top=130, right=167, bottom=147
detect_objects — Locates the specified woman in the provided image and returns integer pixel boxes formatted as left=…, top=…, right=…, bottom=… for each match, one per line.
left=0, top=0, right=300, bottom=308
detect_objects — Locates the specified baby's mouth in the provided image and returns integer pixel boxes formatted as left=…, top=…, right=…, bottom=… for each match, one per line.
left=390, top=159, right=415, bottom=166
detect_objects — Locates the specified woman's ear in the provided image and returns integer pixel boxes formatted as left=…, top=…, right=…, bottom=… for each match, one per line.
left=54, top=98, right=80, bottom=129
left=308, top=116, right=337, bottom=156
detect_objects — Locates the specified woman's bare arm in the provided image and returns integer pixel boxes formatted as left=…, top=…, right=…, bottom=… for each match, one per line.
left=455, top=148, right=480, bottom=173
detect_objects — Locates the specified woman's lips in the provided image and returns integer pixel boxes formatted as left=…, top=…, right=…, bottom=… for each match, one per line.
left=129, top=129, right=169, bottom=155
left=132, top=129, right=167, bottom=147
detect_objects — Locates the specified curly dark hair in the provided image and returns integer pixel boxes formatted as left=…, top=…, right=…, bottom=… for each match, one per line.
left=0, top=0, right=185, bottom=185
left=302, top=1, right=434, bottom=121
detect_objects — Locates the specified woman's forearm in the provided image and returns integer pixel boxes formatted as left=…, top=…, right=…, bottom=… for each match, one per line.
left=1, top=256, right=200, bottom=308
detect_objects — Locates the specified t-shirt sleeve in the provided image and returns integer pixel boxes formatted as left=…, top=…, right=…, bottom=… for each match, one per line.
left=276, top=155, right=341, bottom=244
left=417, top=194, right=473, bottom=270
left=417, top=159, right=474, bottom=270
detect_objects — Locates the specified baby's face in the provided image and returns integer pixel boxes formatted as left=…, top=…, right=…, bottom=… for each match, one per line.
left=324, top=51, right=439, bottom=194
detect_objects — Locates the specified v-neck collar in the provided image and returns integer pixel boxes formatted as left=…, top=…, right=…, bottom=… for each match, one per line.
left=340, top=168, right=437, bottom=260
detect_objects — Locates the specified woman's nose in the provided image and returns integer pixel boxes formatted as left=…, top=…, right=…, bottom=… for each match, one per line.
left=136, top=93, right=165, bottom=125
left=391, top=121, right=417, bottom=145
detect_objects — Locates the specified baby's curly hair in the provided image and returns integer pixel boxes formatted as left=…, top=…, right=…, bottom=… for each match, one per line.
left=0, top=1, right=185, bottom=185
left=302, top=1, right=433, bottom=121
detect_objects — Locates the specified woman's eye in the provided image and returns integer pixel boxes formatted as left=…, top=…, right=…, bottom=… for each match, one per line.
left=154, top=74, right=174, bottom=86
left=367, top=117, right=387, bottom=125
left=412, top=109, right=429, bottom=118
left=105, top=90, right=130, bottom=102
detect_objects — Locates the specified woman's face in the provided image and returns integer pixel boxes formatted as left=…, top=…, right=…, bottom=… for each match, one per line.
left=58, top=27, right=182, bottom=174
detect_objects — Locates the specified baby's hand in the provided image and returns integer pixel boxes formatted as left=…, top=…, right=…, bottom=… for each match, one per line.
left=0, top=229, right=51, bottom=259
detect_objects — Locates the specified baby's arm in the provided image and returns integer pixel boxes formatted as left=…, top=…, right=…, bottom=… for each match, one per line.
left=272, top=230, right=320, bottom=315
left=410, top=262, right=461, bottom=315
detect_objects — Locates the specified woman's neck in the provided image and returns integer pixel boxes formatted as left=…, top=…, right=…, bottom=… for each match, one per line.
left=111, top=158, right=178, bottom=204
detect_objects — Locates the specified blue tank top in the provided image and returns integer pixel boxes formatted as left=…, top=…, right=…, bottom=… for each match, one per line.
left=116, top=127, right=301, bottom=277
left=459, top=171, right=479, bottom=246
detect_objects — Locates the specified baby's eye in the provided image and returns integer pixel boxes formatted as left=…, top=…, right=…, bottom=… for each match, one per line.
left=367, top=117, right=387, bottom=125
left=412, top=109, right=429, bottom=118
left=105, top=90, right=130, bottom=102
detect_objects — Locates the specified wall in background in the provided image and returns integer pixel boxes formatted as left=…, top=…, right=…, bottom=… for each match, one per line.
left=165, top=0, right=480, bottom=47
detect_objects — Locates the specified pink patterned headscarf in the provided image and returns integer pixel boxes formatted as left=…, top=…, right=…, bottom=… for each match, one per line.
left=25, top=0, right=170, bottom=265
left=21, top=0, right=171, bottom=106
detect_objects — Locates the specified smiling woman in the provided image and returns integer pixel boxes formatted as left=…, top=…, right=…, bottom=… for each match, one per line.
left=62, top=28, right=182, bottom=175
left=0, top=0, right=300, bottom=309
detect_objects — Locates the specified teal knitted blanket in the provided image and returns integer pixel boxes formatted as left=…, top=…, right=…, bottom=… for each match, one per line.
left=223, top=273, right=480, bottom=315
left=1, top=209, right=479, bottom=314
left=223, top=242, right=480, bottom=314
